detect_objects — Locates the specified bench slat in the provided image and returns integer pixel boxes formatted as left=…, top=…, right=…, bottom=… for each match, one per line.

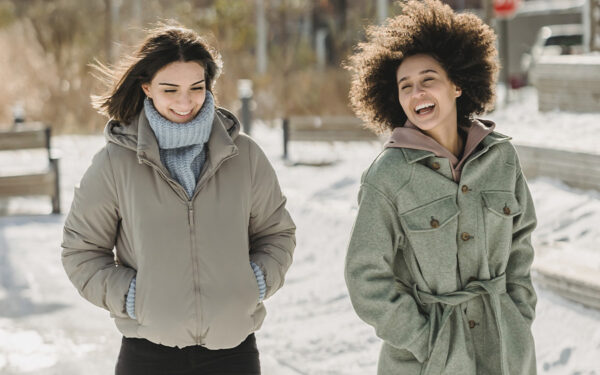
left=0, top=171, right=56, bottom=197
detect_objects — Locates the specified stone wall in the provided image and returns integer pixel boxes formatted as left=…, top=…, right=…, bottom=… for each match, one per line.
left=531, top=54, right=600, bottom=112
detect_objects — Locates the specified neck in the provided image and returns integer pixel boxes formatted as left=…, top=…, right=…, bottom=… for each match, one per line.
left=424, top=119, right=463, bottom=158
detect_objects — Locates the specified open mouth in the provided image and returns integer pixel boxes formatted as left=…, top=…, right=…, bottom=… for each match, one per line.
left=414, top=103, right=435, bottom=115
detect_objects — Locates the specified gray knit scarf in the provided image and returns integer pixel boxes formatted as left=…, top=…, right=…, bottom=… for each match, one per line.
left=144, top=91, right=214, bottom=198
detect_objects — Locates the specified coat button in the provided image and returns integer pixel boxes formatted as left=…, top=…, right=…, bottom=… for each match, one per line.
left=461, top=185, right=469, bottom=193
left=430, top=217, right=440, bottom=228
left=461, top=232, right=472, bottom=241
left=431, top=162, right=440, bottom=170
left=469, top=320, right=477, bottom=329
left=503, top=205, right=511, bottom=215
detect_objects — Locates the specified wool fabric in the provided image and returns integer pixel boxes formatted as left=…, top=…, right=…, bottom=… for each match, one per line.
left=144, top=91, right=215, bottom=198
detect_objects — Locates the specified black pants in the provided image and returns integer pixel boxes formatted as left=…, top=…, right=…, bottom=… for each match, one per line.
left=115, top=334, right=261, bottom=375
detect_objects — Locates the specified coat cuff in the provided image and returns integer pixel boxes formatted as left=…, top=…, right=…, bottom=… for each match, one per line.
left=125, top=276, right=136, bottom=319
left=250, top=261, right=267, bottom=302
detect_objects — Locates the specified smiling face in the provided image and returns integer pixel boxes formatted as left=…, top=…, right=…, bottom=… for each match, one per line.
left=142, top=61, right=206, bottom=123
left=396, top=54, right=461, bottom=137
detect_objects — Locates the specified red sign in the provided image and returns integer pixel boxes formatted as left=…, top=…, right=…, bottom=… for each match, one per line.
left=493, top=0, right=519, bottom=18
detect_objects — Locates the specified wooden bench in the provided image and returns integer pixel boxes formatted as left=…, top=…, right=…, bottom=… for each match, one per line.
left=0, top=123, right=60, bottom=214
left=282, top=116, right=379, bottom=159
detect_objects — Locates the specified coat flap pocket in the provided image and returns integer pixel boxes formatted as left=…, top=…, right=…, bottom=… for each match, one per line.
left=401, top=195, right=460, bottom=232
left=482, top=191, right=522, bottom=218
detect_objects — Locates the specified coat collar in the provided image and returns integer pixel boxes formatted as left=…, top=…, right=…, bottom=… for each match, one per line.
left=394, top=120, right=511, bottom=165
left=105, top=107, right=240, bottom=175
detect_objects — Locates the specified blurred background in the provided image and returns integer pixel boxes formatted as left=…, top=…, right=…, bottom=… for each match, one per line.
left=0, top=0, right=597, bottom=133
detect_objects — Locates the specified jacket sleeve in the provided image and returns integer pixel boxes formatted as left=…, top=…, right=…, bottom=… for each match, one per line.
left=506, top=170, right=538, bottom=324
left=61, top=147, right=136, bottom=318
left=345, top=183, right=430, bottom=363
left=247, top=142, right=296, bottom=300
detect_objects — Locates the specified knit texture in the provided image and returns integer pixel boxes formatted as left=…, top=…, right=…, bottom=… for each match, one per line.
left=144, top=91, right=215, bottom=198
left=251, top=261, right=267, bottom=302
left=126, top=277, right=136, bottom=319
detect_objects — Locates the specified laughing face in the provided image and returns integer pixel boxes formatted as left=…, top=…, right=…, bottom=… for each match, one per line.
left=396, top=54, right=462, bottom=137
left=142, top=61, right=207, bottom=123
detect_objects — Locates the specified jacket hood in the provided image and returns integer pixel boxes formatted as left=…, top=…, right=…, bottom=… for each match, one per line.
left=384, top=118, right=496, bottom=155
left=104, top=106, right=242, bottom=152
left=383, top=118, right=500, bottom=181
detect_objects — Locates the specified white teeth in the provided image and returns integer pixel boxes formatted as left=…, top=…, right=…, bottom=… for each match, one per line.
left=415, top=103, right=434, bottom=112
left=173, top=109, right=192, bottom=116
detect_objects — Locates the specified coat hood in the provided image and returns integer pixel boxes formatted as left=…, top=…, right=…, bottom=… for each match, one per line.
left=104, top=107, right=242, bottom=153
left=383, top=118, right=501, bottom=181
left=103, top=107, right=242, bottom=177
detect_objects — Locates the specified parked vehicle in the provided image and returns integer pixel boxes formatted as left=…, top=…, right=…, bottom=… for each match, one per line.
left=521, top=24, right=583, bottom=85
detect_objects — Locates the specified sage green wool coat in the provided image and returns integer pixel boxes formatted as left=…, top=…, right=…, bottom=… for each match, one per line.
left=345, top=131, right=537, bottom=375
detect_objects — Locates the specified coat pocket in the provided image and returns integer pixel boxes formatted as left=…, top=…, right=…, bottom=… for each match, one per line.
left=481, top=191, right=522, bottom=219
left=481, top=191, right=522, bottom=266
left=400, top=196, right=460, bottom=290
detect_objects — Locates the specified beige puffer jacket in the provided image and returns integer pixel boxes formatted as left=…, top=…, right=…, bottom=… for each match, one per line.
left=62, top=108, right=296, bottom=349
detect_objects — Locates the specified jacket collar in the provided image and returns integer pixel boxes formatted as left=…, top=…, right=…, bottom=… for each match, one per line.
left=389, top=119, right=510, bottom=164
left=105, top=107, right=241, bottom=174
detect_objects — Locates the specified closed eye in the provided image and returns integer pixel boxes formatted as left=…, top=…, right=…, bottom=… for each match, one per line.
left=191, top=86, right=205, bottom=91
left=164, top=89, right=176, bottom=93
left=401, top=85, right=412, bottom=90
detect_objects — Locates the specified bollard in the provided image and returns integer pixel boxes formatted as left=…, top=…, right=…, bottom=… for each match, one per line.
left=237, top=79, right=253, bottom=135
left=12, top=103, right=25, bottom=128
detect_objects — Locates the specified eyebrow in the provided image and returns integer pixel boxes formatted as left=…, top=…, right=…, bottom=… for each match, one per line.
left=398, top=69, right=438, bottom=84
left=158, top=80, right=205, bottom=87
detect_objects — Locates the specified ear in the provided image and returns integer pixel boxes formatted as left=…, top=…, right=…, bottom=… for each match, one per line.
left=141, top=83, right=151, bottom=98
left=455, top=86, right=462, bottom=98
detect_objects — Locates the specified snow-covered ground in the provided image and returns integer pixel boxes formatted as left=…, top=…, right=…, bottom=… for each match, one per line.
left=1, top=88, right=599, bottom=374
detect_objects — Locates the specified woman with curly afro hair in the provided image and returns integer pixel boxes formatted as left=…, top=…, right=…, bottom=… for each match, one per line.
left=344, top=1, right=538, bottom=374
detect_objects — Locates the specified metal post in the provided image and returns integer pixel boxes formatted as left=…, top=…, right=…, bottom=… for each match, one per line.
left=12, top=103, right=25, bottom=128
left=283, top=118, right=289, bottom=159
left=237, top=79, right=253, bottom=135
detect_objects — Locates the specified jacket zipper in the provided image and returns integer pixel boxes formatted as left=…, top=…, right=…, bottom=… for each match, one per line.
left=187, top=202, right=203, bottom=343
left=140, top=150, right=238, bottom=344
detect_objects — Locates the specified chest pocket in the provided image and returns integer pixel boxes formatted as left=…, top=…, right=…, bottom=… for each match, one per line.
left=482, top=191, right=522, bottom=218
left=481, top=191, right=522, bottom=266
left=400, top=195, right=460, bottom=291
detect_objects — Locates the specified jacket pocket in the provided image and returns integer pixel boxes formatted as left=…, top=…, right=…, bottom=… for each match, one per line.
left=400, top=196, right=460, bottom=289
left=247, top=261, right=261, bottom=306
left=481, top=191, right=522, bottom=218
left=481, top=191, right=522, bottom=266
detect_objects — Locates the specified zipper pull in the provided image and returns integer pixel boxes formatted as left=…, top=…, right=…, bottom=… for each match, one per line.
left=188, top=206, right=194, bottom=226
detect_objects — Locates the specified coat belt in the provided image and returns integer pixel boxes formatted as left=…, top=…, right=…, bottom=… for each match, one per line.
left=400, top=274, right=508, bottom=375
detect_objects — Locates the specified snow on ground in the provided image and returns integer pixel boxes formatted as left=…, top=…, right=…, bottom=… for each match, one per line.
left=1, top=89, right=599, bottom=374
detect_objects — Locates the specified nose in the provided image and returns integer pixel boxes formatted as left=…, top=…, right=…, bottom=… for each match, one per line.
left=412, top=84, right=426, bottom=96
left=175, top=91, right=192, bottom=108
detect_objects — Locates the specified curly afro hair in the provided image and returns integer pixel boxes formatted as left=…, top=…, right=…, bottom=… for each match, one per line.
left=347, top=0, right=499, bottom=134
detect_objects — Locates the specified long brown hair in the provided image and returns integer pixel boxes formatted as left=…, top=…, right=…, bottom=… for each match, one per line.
left=92, top=24, right=222, bottom=124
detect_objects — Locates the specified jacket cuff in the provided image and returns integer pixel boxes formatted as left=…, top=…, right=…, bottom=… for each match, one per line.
left=125, top=276, right=136, bottom=319
left=250, top=261, right=267, bottom=302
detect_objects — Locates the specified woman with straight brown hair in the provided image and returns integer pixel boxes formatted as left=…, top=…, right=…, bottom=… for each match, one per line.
left=61, top=24, right=295, bottom=375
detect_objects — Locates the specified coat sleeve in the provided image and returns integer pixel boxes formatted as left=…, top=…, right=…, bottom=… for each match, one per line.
left=61, top=147, right=136, bottom=318
left=506, top=170, right=538, bottom=324
left=247, top=142, right=296, bottom=300
left=345, top=182, right=430, bottom=363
